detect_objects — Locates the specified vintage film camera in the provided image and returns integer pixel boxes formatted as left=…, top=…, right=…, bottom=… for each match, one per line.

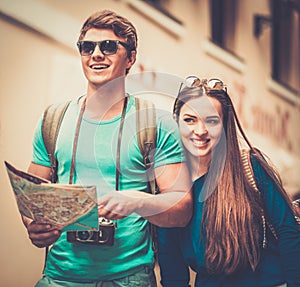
left=67, top=217, right=115, bottom=246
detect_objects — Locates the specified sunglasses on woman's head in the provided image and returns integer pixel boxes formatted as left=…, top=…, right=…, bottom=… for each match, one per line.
left=173, top=76, right=227, bottom=115
left=180, top=76, right=227, bottom=92
left=77, top=40, right=130, bottom=56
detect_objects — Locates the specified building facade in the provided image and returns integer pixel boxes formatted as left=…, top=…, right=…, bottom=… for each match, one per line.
left=0, top=0, right=299, bottom=286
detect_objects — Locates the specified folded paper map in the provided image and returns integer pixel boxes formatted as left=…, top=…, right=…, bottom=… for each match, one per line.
left=5, top=161, right=98, bottom=231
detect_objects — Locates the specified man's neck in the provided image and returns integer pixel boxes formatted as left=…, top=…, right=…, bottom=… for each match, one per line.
left=83, top=82, right=127, bottom=121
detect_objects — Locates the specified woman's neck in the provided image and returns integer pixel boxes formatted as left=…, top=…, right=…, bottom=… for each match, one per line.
left=187, top=153, right=211, bottom=181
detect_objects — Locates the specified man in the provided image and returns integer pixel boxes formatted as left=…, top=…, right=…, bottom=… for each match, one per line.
left=22, top=10, right=192, bottom=286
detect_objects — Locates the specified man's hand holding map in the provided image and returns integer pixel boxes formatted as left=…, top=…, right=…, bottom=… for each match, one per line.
left=4, top=161, right=98, bottom=231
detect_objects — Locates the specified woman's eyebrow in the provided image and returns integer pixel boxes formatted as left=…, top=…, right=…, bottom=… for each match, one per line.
left=182, top=113, right=197, bottom=117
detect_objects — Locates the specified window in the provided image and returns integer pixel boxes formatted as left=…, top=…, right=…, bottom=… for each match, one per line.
left=210, top=0, right=238, bottom=55
left=143, top=0, right=182, bottom=25
left=128, top=0, right=185, bottom=37
left=271, top=0, right=300, bottom=93
left=142, top=0, right=183, bottom=25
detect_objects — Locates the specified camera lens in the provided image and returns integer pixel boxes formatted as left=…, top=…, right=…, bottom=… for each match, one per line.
left=76, top=231, right=92, bottom=241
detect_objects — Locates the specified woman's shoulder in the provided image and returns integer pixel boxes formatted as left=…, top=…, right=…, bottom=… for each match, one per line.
left=247, top=149, right=272, bottom=175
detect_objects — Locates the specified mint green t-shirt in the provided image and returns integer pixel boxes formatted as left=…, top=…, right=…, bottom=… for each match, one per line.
left=32, top=95, right=184, bottom=282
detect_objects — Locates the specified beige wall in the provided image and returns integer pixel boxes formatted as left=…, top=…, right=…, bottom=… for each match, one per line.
left=0, top=15, right=78, bottom=287
left=0, top=0, right=299, bottom=286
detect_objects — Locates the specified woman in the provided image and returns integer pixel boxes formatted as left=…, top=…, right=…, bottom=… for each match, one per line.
left=157, top=77, right=300, bottom=287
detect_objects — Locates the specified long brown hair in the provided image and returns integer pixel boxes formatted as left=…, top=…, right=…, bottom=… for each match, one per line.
left=174, top=80, right=293, bottom=274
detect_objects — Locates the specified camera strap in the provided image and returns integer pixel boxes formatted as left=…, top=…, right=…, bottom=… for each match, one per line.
left=69, top=96, right=86, bottom=184
left=69, top=95, right=128, bottom=188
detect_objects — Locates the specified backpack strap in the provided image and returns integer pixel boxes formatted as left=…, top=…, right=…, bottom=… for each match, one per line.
left=241, top=149, right=278, bottom=248
left=135, top=97, right=157, bottom=195
left=40, top=100, right=71, bottom=272
left=293, top=200, right=300, bottom=224
left=42, top=101, right=71, bottom=183
left=135, top=97, right=158, bottom=256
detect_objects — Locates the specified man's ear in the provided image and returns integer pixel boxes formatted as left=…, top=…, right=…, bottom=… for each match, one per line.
left=127, top=50, right=136, bottom=69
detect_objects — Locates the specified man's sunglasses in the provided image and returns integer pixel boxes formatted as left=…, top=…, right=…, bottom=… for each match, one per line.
left=179, top=76, right=227, bottom=92
left=77, top=40, right=131, bottom=56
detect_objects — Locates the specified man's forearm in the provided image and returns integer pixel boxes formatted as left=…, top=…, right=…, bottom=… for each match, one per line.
left=98, top=189, right=192, bottom=226
left=139, top=191, right=193, bottom=227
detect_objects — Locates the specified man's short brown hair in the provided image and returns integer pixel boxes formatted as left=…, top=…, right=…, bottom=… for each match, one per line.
left=78, top=9, right=138, bottom=54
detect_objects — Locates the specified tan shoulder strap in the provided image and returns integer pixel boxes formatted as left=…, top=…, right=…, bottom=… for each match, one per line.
left=42, top=101, right=71, bottom=182
left=135, top=97, right=158, bottom=256
left=135, top=97, right=157, bottom=195
left=241, top=149, right=259, bottom=192
left=41, top=100, right=70, bottom=273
